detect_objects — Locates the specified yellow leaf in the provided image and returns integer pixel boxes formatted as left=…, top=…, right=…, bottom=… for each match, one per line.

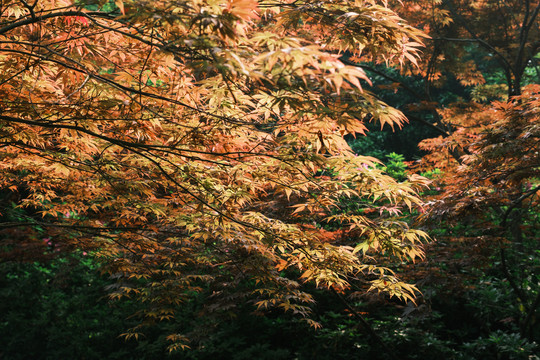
left=115, top=0, right=125, bottom=15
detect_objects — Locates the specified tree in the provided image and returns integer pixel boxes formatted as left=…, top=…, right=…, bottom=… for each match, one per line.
left=349, top=0, right=540, bottom=152
left=0, top=0, right=430, bottom=349
left=378, top=0, right=540, bottom=342
left=395, top=0, right=538, bottom=93
left=418, top=85, right=540, bottom=340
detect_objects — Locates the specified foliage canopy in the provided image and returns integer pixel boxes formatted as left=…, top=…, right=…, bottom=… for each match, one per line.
left=0, top=0, right=430, bottom=346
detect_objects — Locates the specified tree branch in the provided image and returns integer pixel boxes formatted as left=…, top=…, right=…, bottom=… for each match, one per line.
left=501, top=186, right=540, bottom=227
left=0, top=10, right=113, bottom=35
left=331, top=288, right=401, bottom=360
left=500, top=248, right=530, bottom=312
left=442, top=0, right=513, bottom=72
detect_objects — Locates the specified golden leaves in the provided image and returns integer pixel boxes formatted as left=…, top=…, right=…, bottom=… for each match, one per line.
left=226, top=0, right=259, bottom=21
left=0, top=0, right=431, bottom=343
left=115, top=0, right=125, bottom=15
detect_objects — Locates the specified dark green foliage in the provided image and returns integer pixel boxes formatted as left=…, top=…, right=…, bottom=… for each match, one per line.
left=383, top=153, right=408, bottom=181
left=1, top=243, right=539, bottom=359
left=0, top=253, right=166, bottom=360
